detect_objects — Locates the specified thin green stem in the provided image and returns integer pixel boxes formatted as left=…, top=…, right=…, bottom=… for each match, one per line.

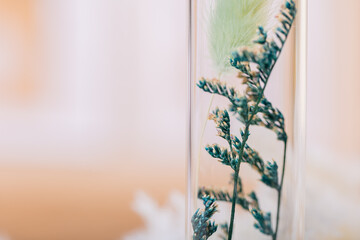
left=227, top=129, right=246, bottom=240
left=273, top=140, right=287, bottom=240
left=227, top=80, right=269, bottom=240
left=198, top=73, right=222, bottom=158
left=196, top=73, right=222, bottom=198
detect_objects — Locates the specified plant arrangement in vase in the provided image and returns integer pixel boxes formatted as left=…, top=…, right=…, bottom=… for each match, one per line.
left=191, top=1, right=296, bottom=240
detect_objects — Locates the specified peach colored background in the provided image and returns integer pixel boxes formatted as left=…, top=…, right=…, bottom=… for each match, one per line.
left=0, top=1, right=186, bottom=239
left=0, top=0, right=359, bottom=239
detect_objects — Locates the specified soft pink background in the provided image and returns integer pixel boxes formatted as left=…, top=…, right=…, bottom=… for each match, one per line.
left=0, top=0, right=358, bottom=239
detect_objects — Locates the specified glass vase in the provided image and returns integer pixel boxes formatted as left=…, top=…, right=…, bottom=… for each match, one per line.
left=187, top=0, right=306, bottom=239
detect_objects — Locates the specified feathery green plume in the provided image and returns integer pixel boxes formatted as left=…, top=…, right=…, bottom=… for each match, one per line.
left=208, top=0, right=269, bottom=74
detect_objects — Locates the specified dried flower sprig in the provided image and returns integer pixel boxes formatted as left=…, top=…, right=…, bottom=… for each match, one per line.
left=192, top=196, right=218, bottom=240
left=198, top=177, right=276, bottom=238
left=193, top=1, right=296, bottom=239
left=220, top=223, right=229, bottom=240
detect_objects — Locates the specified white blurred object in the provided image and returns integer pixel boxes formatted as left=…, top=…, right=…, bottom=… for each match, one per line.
left=123, top=189, right=282, bottom=240
left=0, top=234, right=10, bottom=240
left=123, top=191, right=185, bottom=240
left=306, top=149, right=360, bottom=239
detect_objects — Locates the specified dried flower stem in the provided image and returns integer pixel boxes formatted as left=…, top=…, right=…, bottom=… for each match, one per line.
left=227, top=78, right=268, bottom=240
left=273, top=140, right=287, bottom=240
left=192, top=1, right=296, bottom=240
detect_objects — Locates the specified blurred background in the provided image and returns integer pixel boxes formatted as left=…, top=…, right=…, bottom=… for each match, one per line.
left=0, top=0, right=358, bottom=240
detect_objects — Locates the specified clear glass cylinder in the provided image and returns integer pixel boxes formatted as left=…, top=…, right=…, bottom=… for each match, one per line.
left=187, top=0, right=306, bottom=240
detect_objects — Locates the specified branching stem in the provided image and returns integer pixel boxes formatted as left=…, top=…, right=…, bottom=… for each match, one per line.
left=273, top=140, right=287, bottom=240
left=227, top=17, right=291, bottom=238
left=195, top=3, right=296, bottom=239
left=227, top=80, right=269, bottom=240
